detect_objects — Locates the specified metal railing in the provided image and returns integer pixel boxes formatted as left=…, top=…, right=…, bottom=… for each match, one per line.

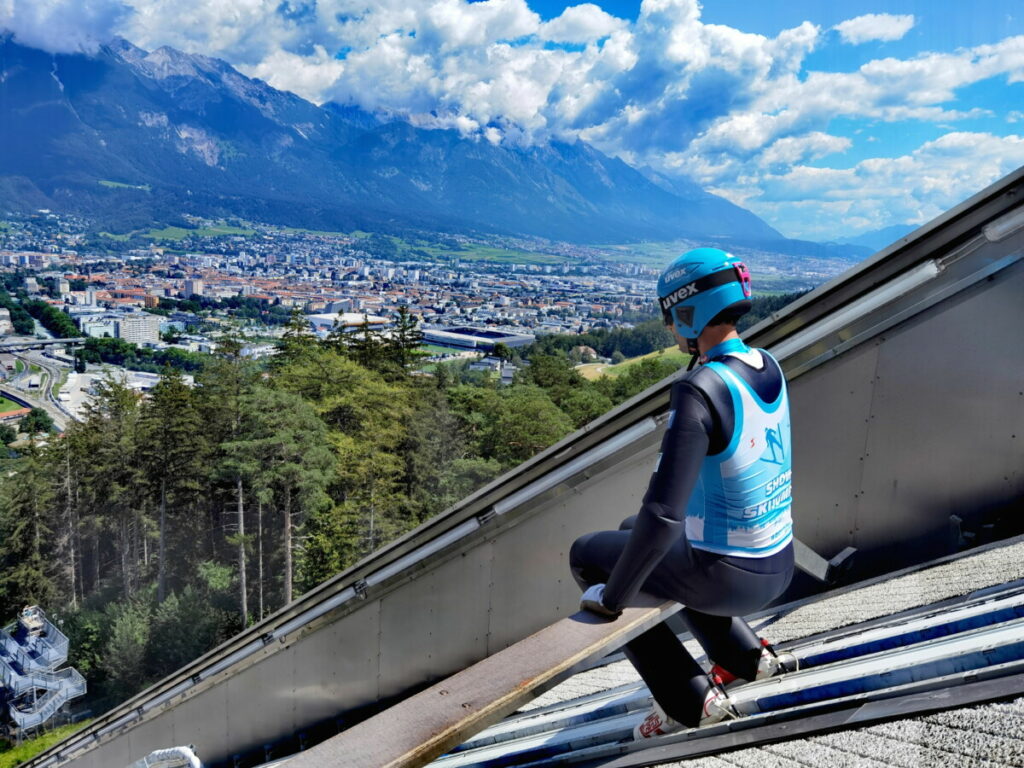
left=2, top=616, right=71, bottom=671
left=9, top=669, right=87, bottom=729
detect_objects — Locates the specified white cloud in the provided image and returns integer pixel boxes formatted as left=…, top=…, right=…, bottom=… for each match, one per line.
left=6, top=0, right=1005, bottom=159
left=737, top=132, right=1024, bottom=239
left=3, top=0, right=130, bottom=54
left=539, top=4, right=624, bottom=44
left=757, top=132, right=852, bottom=169
left=834, top=13, right=915, bottom=45
left=120, top=0, right=304, bottom=66
left=247, top=45, right=345, bottom=101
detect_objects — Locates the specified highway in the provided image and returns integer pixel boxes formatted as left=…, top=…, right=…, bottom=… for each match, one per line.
left=1, top=342, right=76, bottom=431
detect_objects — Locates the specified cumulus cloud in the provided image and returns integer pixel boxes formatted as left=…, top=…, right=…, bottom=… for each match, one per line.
left=2, top=0, right=1003, bottom=159
left=539, top=3, right=624, bottom=44
left=246, top=45, right=345, bottom=102
left=834, top=13, right=915, bottom=45
left=2, top=0, right=130, bottom=54
left=757, top=132, right=852, bottom=170
left=733, top=133, right=1024, bottom=239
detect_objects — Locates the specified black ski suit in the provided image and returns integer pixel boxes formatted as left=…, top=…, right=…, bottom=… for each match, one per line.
left=570, top=343, right=794, bottom=726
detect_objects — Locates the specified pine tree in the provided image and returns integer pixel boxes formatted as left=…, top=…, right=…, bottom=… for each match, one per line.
left=78, top=376, right=144, bottom=598
left=0, top=446, right=58, bottom=618
left=50, top=430, right=86, bottom=607
left=139, top=369, right=206, bottom=603
left=401, top=386, right=469, bottom=517
left=345, top=315, right=387, bottom=372
left=276, top=308, right=317, bottom=365
left=197, top=342, right=258, bottom=623
left=225, top=388, right=333, bottom=605
left=489, top=386, right=574, bottom=466
left=387, top=306, right=426, bottom=372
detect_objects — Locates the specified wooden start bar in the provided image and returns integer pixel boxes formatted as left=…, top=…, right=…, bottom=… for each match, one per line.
left=286, top=598, right=679, bottom=768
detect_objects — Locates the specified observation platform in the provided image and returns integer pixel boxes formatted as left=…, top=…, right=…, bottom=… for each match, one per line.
left=0, top=607, right=86, bottom=732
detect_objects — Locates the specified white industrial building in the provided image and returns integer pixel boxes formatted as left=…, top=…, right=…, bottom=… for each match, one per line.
left=305, top=312, right=390, bottom=336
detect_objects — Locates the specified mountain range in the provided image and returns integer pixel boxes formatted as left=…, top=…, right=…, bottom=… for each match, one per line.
left=833, top=224, right=917, bottom=252
left=0, top=34, right=869, bottom=256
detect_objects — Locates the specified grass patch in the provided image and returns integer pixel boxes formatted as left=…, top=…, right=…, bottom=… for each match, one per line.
left=405, top=237, right=566, bottom=265
left=577, top=345, right=690, bottom=380
left=594, top=241, right=692, bottom=267
left=51, top=370, right=67, bottom=399
left=142, top=224, right=255, bottom=240
left=29, top=364, right=39, bottom=374
left=0, top=396, right=24, bottom=413
left=142, top=226, right=193, bottom=240
left=98, top=179, right=151, bottom=192
left=195, top=224, right=255, bottom=237
left=281, top=227, right=352, bottom=238
left=420, top=344, right=465, bottom=356
left=14, top=360, right=24, bottom=374
left=452, top=246, right=565, bottom=265
left=104, top=223, right=256, bottom=242
left=0, top=720, right=93, bottom=767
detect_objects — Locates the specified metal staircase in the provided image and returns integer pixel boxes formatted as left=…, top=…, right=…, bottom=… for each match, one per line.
left=0, top=606, right=87, bottom=732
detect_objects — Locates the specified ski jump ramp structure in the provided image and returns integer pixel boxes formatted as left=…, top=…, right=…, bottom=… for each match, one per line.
left=25, top=167, right=1024, bottom=768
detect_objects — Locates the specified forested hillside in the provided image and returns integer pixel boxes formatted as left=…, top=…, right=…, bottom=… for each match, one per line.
left=0, top=311, right=683, bottom=712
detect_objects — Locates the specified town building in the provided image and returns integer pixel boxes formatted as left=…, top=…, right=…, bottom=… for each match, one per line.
left=422, top=326, right=534, bottom=352
left=117, top=312, right=162, bottom=345
left=305, top=312, right=390, bottom=336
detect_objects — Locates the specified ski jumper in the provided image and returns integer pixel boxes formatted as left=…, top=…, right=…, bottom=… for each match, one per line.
left=570, top=337, right=794, bottom=726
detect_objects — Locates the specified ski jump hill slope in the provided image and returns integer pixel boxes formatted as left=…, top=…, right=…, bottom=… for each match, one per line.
left=23, top=165, right=1024, bottom=768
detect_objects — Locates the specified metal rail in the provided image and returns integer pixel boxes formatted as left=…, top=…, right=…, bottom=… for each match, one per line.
left=549, top=671, right=1024, bottom=768
left=445, top=584, right=1024, bottom=756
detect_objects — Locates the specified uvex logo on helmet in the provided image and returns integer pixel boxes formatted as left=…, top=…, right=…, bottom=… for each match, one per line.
left=662, top=262, right=701, bottom=284
left=659, top=281, right=699, bottom=311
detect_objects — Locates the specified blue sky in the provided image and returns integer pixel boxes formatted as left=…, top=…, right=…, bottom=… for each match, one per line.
left=5, top=0, right=1024, bottom=240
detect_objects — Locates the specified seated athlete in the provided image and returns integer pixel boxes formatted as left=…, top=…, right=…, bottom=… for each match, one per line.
left=570, top=247, right=796, bottom=738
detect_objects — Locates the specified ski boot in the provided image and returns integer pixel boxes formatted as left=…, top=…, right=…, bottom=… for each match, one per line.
left=709, top=637, right=798, bottom=689
left=633, top=674, right=739, bottom=740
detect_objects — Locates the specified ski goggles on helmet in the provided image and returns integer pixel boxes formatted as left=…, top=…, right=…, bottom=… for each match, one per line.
left=658, top=262, right=752, bottom=326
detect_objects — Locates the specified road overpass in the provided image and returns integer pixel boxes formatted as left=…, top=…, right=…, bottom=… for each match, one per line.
left=22, top=166, right=1024, bottom=768
left=0, top=337, right=86, bottom=352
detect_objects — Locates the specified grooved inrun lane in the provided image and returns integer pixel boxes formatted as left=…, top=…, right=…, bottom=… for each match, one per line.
left=658, top=697, right=1024, bottom=768
left=528, top=540, right=1024, bottom=713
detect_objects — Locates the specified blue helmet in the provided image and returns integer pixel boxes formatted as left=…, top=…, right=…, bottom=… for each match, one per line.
left=657, top=247, right=752, bottom=342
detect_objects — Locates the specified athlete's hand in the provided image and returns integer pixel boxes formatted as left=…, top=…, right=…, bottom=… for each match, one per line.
left=580, top=584, right=621, bottom=619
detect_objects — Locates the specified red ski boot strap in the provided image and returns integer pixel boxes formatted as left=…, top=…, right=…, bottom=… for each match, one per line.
left=709, top=664, right=737, bottom=686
